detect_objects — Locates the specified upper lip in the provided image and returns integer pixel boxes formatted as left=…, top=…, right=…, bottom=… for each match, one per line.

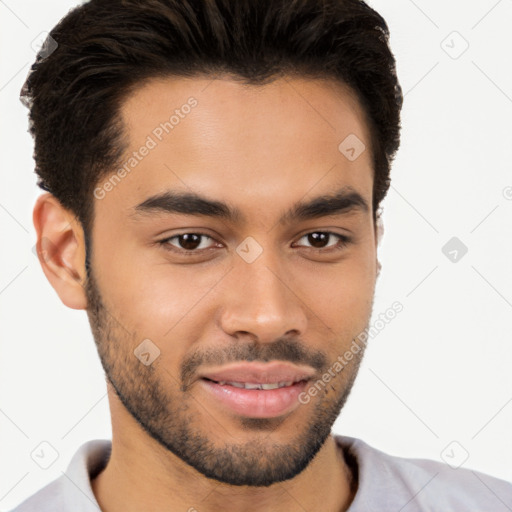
left=199, top=361, right=315, bottom=384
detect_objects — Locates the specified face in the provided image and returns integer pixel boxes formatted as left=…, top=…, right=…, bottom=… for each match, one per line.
left=84, top=75, right=378, bottom=486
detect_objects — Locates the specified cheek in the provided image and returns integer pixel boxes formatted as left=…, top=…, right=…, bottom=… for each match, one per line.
left=98, top=248, right=227, bottom=341
left=293, top=253, right=376, bottom=327
left=93, top=213, right=375, bottom=343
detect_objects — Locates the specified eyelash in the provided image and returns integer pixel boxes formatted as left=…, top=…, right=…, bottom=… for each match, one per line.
left=157, top=231, right=352, bottom=256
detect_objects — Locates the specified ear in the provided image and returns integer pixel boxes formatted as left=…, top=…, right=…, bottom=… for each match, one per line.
left=375, top=210, right=384, bottom=277
left=375, top=211, right=384, bottom=246
left=33, top=193, right=88, bottom=310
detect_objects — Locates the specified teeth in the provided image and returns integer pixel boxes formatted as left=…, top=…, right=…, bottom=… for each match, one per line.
left=215, top=380, right=294, bottom=390
left=229, top=381, right=247, bottom=389
left=243, top=382, right=262, bottom=389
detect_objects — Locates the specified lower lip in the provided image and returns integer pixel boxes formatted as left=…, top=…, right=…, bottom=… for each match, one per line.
left=200, top=379, right=309, bottom=418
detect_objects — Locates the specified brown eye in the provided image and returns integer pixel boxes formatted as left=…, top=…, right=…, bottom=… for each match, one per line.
left=176, top=233, right=203, bottom=250
left=306, top=232, right=330, bottom=248
left=160, top=233, right=217, bottom=253
left=296, top=232, right=350, bottom=251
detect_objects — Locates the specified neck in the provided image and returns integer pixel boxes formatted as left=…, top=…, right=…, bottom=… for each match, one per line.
left=92, top=391, right=356, bottom=512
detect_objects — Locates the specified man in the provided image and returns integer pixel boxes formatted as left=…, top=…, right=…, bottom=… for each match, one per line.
left=13, top=0, right=512, bottom=510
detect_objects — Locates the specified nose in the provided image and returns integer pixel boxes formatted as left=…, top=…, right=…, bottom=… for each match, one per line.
left=218, top=250, right=308, bottom=344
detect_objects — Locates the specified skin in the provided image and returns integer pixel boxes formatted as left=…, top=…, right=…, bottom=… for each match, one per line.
left=34, top=75, right=381, bottom=512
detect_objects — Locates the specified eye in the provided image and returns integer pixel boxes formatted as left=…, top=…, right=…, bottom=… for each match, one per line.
left=158, top=230, right=352, bottom=256
left=159, top=233, right=218, bottom=254
left=294, top=231, right=351, bottom=252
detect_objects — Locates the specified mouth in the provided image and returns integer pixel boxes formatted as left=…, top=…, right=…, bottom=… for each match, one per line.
left=202, top=379, right=300, bottom=390
left=197, top=361, right=315, bottom=418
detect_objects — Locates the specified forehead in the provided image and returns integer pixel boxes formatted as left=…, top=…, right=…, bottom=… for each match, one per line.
left=103, top=75, right=374, bottom=220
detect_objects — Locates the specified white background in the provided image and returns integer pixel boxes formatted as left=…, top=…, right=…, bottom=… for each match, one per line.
left=1, top=0, right=512, bottom=509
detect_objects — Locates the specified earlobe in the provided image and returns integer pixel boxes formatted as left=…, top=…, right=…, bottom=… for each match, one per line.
left=33, top=193, right=88, bottom=310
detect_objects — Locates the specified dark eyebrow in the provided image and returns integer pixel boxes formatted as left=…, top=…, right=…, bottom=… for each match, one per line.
left=132, top=191, right=244, bottom=223
left=281, top=187, right=369, bottom=224
left=130, top=186, right=369, bottom=224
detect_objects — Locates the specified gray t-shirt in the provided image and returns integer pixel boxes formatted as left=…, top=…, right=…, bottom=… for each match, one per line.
left=10, top=435, right=512, bottom=511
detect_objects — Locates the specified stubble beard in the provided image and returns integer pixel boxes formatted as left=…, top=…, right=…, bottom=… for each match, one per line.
left=84, top=265, right=367, bottom=486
